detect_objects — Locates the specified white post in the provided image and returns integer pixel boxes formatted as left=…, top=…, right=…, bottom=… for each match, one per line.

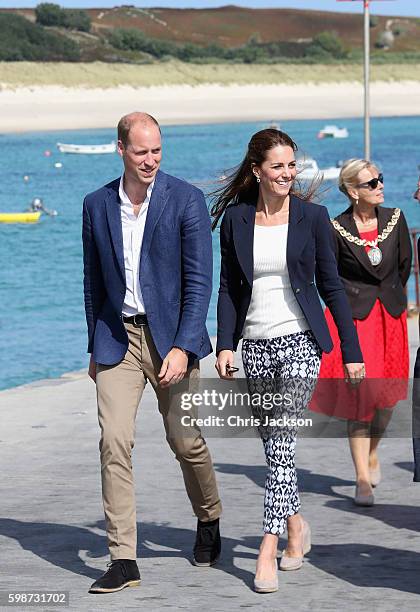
left=364, top=0, right=371, bottom=160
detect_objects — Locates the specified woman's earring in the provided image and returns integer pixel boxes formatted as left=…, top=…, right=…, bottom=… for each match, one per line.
left=354, top=197, right=359, bottom=206
left=255, top=174, right=261, bottom=183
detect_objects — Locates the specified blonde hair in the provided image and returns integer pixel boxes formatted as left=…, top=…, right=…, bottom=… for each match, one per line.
left=339, top=158, right=380, bottom=200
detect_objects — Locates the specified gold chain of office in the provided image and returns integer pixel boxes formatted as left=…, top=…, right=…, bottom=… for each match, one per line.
left=330, top=208, right=401, bottom=248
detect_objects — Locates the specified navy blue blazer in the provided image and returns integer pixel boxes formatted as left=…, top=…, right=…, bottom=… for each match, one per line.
left=82, top=169, right=213, bottom=365
left=216, top=195, right=363, bottom=364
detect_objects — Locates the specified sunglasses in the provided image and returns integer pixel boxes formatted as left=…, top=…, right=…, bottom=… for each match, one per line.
left=357, top=173, right=384, bottom=190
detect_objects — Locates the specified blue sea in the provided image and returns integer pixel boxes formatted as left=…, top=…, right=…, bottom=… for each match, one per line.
left=1, top=117, right=419, bottom=390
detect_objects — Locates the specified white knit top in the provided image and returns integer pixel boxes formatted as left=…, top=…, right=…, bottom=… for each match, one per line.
left=242, top=224, right=309, bottom=340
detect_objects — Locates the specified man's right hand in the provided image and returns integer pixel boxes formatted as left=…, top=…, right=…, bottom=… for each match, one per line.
left=88, top=355, right=97, bottom=383
left=215, top=350, right=235, bottom=379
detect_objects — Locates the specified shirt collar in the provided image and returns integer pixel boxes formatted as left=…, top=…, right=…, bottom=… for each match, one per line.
left=119, top=175, right=155, bottom=208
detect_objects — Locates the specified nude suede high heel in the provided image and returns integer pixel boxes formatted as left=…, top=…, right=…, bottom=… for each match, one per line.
left=279, top=520, right=311, bottom=571
left=354, top=484, right=374, bottom=506
left=370, top=464, right=381, bottom=488
left=253, top=559, right=279, bottom=593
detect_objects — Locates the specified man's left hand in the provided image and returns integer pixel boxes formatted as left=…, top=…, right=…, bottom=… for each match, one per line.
left=158, top=347, right=188, bottom=387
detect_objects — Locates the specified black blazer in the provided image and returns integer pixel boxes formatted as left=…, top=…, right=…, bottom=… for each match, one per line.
left=332, top=206, right=412, bottom=319
left=412, top=236, right=420, bottom=482
left=216, top=195, right=363, bottom=364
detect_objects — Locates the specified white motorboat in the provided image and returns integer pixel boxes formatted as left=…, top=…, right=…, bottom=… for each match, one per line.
left=57, top=142, right=116, bottom=154
left=317, top=125, right=349, bottom=139
left=297, top=158, right=341, bottom=181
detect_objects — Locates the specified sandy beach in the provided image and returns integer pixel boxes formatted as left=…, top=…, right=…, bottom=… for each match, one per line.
left=1, top=80, right=420, bottom=133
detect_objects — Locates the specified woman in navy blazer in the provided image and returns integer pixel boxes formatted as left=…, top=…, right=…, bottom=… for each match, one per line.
left=212, top=129, right=364, bottom=593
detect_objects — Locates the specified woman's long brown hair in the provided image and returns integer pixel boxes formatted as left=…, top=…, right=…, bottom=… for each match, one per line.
left=210, top=128, right=322, bottom=230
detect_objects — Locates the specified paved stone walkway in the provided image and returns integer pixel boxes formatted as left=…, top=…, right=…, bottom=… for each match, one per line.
left=0, top=319, right=418, bottom=611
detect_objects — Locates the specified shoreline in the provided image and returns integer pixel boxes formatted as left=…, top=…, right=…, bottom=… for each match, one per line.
left=1, top=317, right=418, bottom=394
left=1, top=81, right=420, bottom=133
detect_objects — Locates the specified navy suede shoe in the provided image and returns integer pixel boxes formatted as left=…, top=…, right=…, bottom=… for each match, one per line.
left=193, top=518, right=221, bottom=567
left=89, top=559, right=140, bottom=594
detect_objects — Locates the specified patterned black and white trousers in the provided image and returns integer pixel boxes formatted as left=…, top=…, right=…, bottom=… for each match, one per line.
left=242, top=330, right=321, bottom=535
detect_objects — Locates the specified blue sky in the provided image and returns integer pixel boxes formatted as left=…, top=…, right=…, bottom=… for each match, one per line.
left=2, top=1, right=420, bottom=17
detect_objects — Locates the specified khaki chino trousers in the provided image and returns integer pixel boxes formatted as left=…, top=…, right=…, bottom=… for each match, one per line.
left=96, top=322, right=222, bottom=560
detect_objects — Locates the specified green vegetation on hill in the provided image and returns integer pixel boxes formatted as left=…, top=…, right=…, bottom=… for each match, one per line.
left=0, top=13, right=79, bottom=61
left=35, top=2, right=91, bottom=32
left=107, top=28, right=351, bottom=63
left=0, top=4, right=419, bottom=65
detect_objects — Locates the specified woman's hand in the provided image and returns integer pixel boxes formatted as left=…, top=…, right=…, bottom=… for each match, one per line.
left=344, top=362, right=365, bottom=385
left=216, top=350, right=236, bottom=379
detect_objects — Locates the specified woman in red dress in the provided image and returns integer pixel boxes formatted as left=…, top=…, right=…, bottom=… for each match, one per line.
left=310, top=158, right=412, bottom=506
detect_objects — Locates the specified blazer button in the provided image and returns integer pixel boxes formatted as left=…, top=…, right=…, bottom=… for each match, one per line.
left=295, top=287, right=301, bottom=294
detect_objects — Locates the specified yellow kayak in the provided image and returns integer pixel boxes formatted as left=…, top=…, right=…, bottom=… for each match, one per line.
left=0, top=212, right=41, bottom=224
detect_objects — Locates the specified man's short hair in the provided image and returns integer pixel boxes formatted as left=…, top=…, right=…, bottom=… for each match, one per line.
left=117, top=112, right=161, bottom=147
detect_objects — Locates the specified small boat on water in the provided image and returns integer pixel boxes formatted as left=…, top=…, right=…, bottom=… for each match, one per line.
left=0, top=212, right=41, bottom=224
left=57, top=142, right=116, bottom=155
left=298, top=158, right=341, bottom=181
left=0, top=198, right=57, bottom=224
left=317, top=125, right=349, bottom=139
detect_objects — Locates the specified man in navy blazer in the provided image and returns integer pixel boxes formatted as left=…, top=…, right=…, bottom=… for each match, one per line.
left=83, top=112, right=221, bottom=594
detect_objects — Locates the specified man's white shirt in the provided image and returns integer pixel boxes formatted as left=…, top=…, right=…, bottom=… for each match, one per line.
left=119, top=175, right=154, bottom=316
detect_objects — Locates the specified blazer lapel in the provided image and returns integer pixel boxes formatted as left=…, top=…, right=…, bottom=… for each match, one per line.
left=232, top=196, right=310, bottom=286
left=105, top=183, right=125, bottom=282
left=377, top=205, right=386, bottom=235
left=374, top=206, right=394, bottom=279
left=286, top=195, right=309, bottom=271
left=232, top=203, right=256, bottom=286
left=140, top=170, right=169, bottom=262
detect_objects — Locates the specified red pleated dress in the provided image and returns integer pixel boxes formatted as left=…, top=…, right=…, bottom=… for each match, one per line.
left=310, top=228, right=409, bottom=422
